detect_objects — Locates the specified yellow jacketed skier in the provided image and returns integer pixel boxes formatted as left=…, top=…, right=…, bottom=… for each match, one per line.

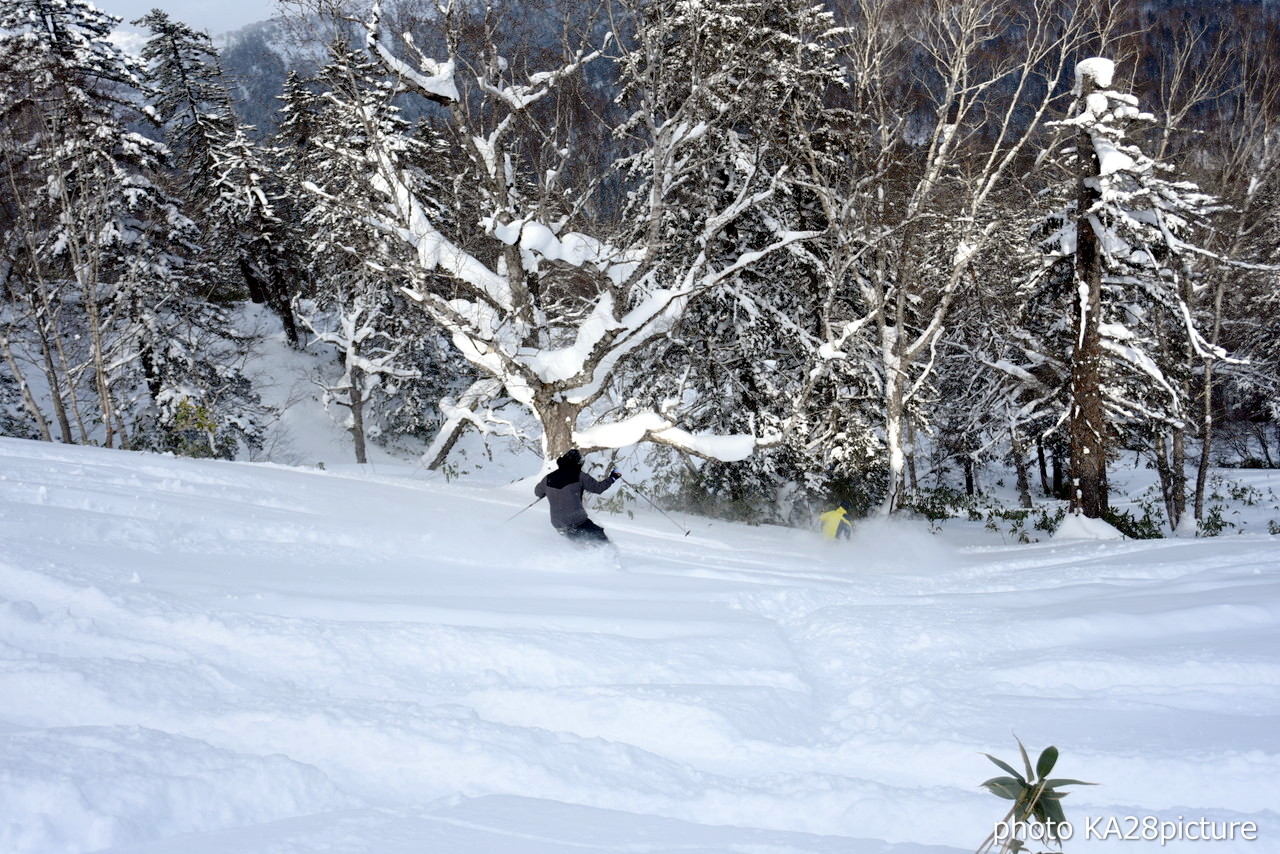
left=819, top=505, right=853, bottom=540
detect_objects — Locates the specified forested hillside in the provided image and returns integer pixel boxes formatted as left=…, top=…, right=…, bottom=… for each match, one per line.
left=3, top=0, right=1278, bottom=530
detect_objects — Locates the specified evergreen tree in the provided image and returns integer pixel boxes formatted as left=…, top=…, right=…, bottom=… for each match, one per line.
left=136, top=9, right=302, bottom=344
left=1024, top=58, right=1220, bottom=520
left=615, top=0, right=866, bottom=522
left=0, top=0, right=264, bottom=456
left=287, top=42, right=462, bottom=463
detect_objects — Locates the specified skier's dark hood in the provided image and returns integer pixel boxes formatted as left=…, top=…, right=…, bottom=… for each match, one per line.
left=547, top=449, right=583, bottom=488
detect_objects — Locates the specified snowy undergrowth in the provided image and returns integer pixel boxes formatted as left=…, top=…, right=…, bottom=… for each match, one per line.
left=1, top=437, right=1277, bottom=853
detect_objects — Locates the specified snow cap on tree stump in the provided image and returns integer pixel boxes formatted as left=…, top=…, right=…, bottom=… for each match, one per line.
left=1074, top=57, right=1114, bottom=95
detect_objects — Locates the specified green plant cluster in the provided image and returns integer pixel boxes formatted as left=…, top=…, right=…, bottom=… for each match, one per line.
left=899, top=487, right=1068, bottom=541
left=1217, top=455, right=1273, bottom=469
left=1101, top=507, right=1163, bottom=539
left=899, top=485, right=971, bottom=525
left=1198, top=503, right=1236, bottom=537
left=977, top=737, right=1096, bottom=853
left=149, top=397, right=238, bottom=460
left=1199, top=473, right=1280, bottom=536
left=591, top=489, right=635, bottom=520
left=642, top=448, right=888, bottom=528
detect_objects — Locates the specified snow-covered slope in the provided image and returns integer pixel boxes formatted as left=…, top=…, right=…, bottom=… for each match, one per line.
left=1, top=437, right=1277, bottom=853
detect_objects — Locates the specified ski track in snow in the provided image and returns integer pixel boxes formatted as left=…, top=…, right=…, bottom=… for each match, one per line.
left=0, top=438, right=1277, bottom=853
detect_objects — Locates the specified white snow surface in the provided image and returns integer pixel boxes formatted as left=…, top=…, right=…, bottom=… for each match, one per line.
left=574, top=413, right=757, bottom=462
left=2, top=437, right=1278, bottom=853
left=1051, top=512, right=1124, bottom=540
left=1076, top=57, right=1115, bottom=91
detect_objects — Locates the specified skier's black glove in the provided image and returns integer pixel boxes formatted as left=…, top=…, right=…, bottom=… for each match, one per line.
left=610, top=470, right=622, bottom=481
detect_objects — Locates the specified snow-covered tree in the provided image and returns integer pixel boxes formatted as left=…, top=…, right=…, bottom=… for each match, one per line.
left=1, top=0, right=148, bottom=445
left=603, top=0, right=866, bottom=522
left=357, top=0, right=815, bottom=466
left=809, top=0, right=1098, bottom=515
left=1182, top=23, right=1280, bottom=518
left=137, top=9, right=302, bottom=344
left=0, top=0, right=264, bottom=456
left=1020, top=57, right=1222, bottom=521
left=286, top=42, right=463, bottom=463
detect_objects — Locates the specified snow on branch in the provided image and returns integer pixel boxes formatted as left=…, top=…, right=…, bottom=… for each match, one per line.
left=366, top=145, right=514, bottom=312
left=548, top=225, right=817, bottom=404
left=476, top=38, right=607, bottom=112
left=1074, top=57, right=1114, bottom=93
left=1098, top=336, right=1178, bottom=403
left=574, top=411, right=758, bottom=462
left=365, top=0, right=459, bottom=105
left=484, top=216, right=640, bottom=285
left=421, top=378, right=523, bottom=465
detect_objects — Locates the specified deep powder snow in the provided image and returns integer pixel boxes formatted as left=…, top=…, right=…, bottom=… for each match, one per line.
left=0, top=437, right=1277, bottom=853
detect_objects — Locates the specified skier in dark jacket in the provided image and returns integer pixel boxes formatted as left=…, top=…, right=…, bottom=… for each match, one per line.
left=534, top=448, right=621, bottom=544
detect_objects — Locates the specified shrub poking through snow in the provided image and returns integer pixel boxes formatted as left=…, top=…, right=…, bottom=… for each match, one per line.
left=1102, top=507, right=1164, bottom=540
left=976, top=737, right=1096, bottom=853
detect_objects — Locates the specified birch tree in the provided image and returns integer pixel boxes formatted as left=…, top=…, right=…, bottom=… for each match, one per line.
left=810, top=0, right=1097, bottom=514
left=0, top=0, right=266, bottom=456
left=1187, top=14, right=1280, bottom=519
left=1, top=0, right=185, bottom=447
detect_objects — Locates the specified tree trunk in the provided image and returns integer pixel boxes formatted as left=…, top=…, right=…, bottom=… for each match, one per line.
left=423, top=379, right=502, bottom=471
left=425, top=421, right=466, bottom=471
left=1153, top=430, right=1176, bottom=526
left=906, top=418, right=919, bottom=491
left=36, top=329, right=75, bottom=443
left=1170, top=424, right=1187, bottom=529
left=1067, top=82, right=1109, bottom=519
left=28, top=274, right=86, bottom=443
left=1256, top=425, right=1276, bottom=467
left=1, top=333, right=53, bottom=442
left=1036, top=437, right=1051, bottom=497
left=538, top=398, right=581, bottom=462
left=348, top=365, right=368, bottom=465
left=1067, top=330, right=1109, bottom=517
left=1194, top=360, right=1214, bottom=520
left=78, top=267, right=119, bottom=448
left=270, top=283, right=300, bottom=348
left=240, top=253, right=299, bottom=347
left=1012, top=427, right=1033, bottom=508
left=239, top=254, right=268, bottom=304
left=879, top=355, right=907, bottom=516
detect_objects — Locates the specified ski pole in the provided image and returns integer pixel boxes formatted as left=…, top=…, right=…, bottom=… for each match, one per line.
left=618, top=476, right=690, bottom=537
left=506, top=495, right=543, bottom=521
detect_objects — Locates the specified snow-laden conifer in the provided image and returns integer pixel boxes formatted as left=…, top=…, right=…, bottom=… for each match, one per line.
left=1013, top=57, right=1222, bottom=520
left=287, top=42, right=464, bottom=463
left=1, top=0, right=264, bottom=456
left=611, top=0, right=872, bottom=522
left=137, top=10, right=302, bottom=345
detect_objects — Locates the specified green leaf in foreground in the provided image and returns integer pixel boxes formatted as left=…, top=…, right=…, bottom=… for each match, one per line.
left=977, top=739, right=1097, bottom=853
left=1036, top=745, right=1058, bottom=778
